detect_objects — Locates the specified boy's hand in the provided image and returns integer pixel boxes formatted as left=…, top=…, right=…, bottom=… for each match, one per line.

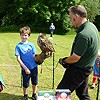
left=34, top=53, right=44, bottom=65
left=25, top=68, right=30, bottom=74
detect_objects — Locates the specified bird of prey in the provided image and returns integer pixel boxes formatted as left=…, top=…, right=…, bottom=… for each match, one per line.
left=34, top=33, right=55, bottom=65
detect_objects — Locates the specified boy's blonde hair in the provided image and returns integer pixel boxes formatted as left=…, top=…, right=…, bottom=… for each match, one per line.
left=19, top=26, right=31, bottom=36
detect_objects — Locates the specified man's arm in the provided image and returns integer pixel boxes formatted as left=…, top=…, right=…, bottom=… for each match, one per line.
left=63, top=52, right=81, bottom=64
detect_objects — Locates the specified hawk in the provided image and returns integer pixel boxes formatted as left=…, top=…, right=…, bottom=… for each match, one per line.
left=34, top=33, right=55, bottom=65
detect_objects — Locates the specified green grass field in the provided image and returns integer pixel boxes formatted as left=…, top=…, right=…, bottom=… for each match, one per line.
left=0, top=32, right=99, bottom=100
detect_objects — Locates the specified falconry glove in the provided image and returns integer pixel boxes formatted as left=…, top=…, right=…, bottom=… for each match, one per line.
left=59, top=57, right=72, bottom=68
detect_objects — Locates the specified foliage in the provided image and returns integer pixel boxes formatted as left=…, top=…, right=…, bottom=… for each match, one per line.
left=94, top=15, right=100, bottom=31
left=0, top=0, right=99, bottom=33
left=81, top=0, right=100, bottom=22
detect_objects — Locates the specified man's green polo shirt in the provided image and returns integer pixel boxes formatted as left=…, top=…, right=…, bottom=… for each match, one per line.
left=72, top=20, right=99, bottom=68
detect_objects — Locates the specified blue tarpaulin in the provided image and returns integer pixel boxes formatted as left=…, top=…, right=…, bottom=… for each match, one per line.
left=0, top=75, right=6, bottom=88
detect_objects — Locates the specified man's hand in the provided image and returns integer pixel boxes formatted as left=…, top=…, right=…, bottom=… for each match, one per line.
left=59, top=58, right=63, bottom=65
left=59, top=57, right=68, bottom=64
left=59, top=57, right=71, bottom=68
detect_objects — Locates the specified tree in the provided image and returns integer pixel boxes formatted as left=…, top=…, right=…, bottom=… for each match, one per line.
left=81, top=0, right=100, bottom=22
left=0, top=0, right=99, bottom=33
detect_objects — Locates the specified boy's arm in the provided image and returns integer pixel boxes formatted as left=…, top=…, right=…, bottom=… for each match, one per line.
left=16, top=56, right=30, bottom=74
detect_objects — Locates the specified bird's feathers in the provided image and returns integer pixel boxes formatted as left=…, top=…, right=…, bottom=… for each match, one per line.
left=37, top=33, right=55, bottom=53
left=34, top=33, right=55, bottom=65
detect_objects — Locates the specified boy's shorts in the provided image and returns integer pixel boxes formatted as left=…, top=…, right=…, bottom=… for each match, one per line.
left=22, top=67, right=38, bottom=88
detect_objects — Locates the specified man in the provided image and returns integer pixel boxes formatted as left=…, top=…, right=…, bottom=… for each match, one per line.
left=49, top=23, right=55, bottom=38
left=57, top=5, right=99, bottom=100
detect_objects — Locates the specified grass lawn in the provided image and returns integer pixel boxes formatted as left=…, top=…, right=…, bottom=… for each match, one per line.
left=0, top=32, right=99, bottom=100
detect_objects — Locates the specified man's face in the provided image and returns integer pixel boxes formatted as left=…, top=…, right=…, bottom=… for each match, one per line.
left=69, top=12, right=77, bottom=27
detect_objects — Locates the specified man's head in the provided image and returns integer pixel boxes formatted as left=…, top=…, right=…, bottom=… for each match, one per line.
left=68, top=5, right=87, bottom=27
left=68, top=5, right=87, bottom=18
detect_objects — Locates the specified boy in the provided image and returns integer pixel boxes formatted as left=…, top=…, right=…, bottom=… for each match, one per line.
left=90, top=51, right=100, bottom=89
left=15, top=26, right=38, bottom=100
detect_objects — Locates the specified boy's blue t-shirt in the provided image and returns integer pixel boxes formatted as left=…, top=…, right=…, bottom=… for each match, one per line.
left=15, top=42, right=38, bottom=70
